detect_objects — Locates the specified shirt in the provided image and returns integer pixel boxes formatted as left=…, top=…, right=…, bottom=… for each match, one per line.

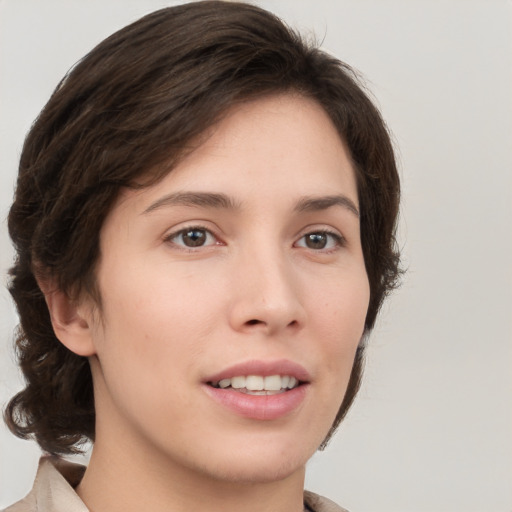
left=2, top=457, right=348, bottom=512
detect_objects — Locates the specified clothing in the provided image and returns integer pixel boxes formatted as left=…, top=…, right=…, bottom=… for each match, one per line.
left=2, top=457, right=348, bottom=512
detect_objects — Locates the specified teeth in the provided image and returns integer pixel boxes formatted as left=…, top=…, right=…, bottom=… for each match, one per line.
left=264, top=375, right=282, bottom=391
left=288, top=376, right=297, bottom=389
left=211, top=375, right=300, bottom=392
left=218, top=378, right=231, bottom=388
left=231, top=376, right=246, bottom=389
left=245, top=375, right=264, bottom=390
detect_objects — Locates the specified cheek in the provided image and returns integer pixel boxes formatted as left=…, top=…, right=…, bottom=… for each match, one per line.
left=316, top=265, right=369, bottom=328
left=312, top=269, right=369, bottom=373
left=93, top=261, right=223, bottom=368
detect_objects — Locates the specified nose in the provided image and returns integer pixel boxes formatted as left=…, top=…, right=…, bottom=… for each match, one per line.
left=228, top=248, right=306, bottom=336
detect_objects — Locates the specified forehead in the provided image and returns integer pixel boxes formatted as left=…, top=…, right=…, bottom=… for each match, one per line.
left=109, top=93, right=357, bottom=219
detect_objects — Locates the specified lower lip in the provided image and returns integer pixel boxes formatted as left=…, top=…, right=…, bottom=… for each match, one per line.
left=203, top=385, right=308, bottom=420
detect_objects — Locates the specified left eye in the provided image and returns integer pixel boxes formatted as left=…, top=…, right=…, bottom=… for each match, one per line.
left=295, top=231, right=342, bottom=250
left=167, top=227, right=217, bottom=248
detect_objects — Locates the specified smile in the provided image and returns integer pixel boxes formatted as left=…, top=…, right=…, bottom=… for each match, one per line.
left=209, top=375, right=300, bottom=395
left=203, top=360, right=310, bottom=420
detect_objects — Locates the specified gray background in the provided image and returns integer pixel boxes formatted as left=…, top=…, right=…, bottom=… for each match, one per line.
left=1, top=1, right=511, bottom=510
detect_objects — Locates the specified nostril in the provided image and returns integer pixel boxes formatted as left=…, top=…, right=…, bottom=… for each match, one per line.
left=246, top=319, right=263, bottom=326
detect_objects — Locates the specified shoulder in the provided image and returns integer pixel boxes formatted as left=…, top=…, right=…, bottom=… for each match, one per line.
left=1, top=457, right=88, bottom=512
left=304, top=490, right=350, bottom=512
left=304, top=491, right=349, bottom=512
left=1, top=495, right=35, bottom=512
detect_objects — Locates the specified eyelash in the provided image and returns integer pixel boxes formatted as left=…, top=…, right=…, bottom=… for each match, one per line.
left=164, top=225, right=346, bottom=252
left=164, top=225, right=221, bottom=251
left=294, top=229, right=346, bottom=252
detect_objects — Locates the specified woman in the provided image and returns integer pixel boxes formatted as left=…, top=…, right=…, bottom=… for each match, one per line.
left=2, top=2, right=400, bottom=511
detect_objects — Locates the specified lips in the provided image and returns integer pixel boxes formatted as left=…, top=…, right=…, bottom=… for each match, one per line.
left=203, top=360, right=310, bottom=420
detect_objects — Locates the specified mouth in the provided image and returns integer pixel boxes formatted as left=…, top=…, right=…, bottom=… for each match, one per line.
left=203, top=360, right=310, bottom=420
left=208, top=374, right=301, bottom=395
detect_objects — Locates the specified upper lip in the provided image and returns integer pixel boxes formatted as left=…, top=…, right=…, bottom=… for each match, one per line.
left=204, top=359, right=311, bottom=384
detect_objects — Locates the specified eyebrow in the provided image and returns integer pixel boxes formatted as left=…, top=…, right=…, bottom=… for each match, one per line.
left=142, top=191, right=359, bottom=218
left=294, top=195, right=360, bottom=218
left=142, top=191, right=240, bottom=215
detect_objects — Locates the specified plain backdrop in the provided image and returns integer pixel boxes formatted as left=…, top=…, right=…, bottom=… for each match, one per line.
left=1, top=1, right=511, bottom=511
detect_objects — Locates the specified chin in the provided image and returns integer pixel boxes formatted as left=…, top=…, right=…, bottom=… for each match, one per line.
left=185, top=434, right=315, bottom=485
left=204, top=455, right=307, bottom=485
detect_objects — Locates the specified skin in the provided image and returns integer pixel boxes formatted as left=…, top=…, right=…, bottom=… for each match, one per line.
left=47, top=94, right=370, bottom=512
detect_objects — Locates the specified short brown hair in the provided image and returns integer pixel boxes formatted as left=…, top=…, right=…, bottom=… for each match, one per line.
left=4, top=0, right=400, bottom=455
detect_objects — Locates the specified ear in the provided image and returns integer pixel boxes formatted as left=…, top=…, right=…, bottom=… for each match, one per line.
left=37, top=277, right=97, bottom=357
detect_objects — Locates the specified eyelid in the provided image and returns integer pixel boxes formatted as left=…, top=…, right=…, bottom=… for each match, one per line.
left=162, top=222, right=346, bottom=252
left=294, top=226, right=347, bottom=251
left=163, top=223, right=223, bottom=249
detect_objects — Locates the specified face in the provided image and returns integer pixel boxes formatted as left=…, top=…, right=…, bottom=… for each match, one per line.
left=84, top=94, right=369, bottom=484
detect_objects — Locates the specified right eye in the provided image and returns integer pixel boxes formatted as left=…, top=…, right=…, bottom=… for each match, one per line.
left=166, top=227, right=217, bottom=248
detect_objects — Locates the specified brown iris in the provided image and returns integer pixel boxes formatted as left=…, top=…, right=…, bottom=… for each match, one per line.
left=181, top=229, right=207, bottom=247
left=304, top=232, right=329, bottom=249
